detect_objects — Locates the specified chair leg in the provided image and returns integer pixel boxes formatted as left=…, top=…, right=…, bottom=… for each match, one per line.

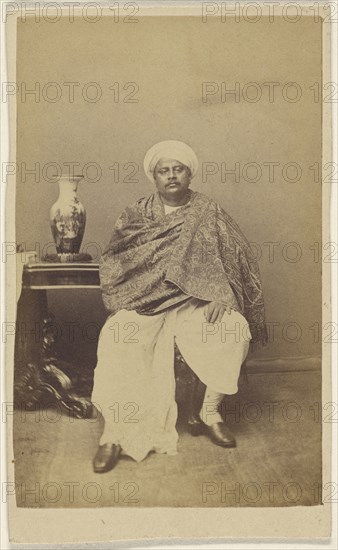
left=186, top=370, right=206, bottom=435
left=174, top=342, right=206, bottom=432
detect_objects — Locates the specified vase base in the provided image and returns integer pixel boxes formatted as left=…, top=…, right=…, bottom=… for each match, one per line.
left=42, top=253, right=93, bottom=263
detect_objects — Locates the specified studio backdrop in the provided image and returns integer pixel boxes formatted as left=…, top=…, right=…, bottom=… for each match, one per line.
left=15, top=15, right=322, bottom=364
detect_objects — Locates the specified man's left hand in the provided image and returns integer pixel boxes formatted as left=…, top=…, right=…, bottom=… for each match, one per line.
left=204, top=302, right=232, bottom=324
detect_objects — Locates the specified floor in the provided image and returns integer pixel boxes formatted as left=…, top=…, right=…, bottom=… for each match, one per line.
left=13, top=370, right=322, bottom=508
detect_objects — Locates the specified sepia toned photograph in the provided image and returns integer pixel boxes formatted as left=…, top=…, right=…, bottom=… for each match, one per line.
left=2, top=0, right=335, bottom=545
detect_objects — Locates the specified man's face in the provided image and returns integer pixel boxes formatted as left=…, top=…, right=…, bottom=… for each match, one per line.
left=153, top=158, right=191, bottom=204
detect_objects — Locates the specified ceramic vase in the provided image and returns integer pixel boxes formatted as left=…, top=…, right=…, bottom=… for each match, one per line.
left=50, top=175, right=86, bottom=256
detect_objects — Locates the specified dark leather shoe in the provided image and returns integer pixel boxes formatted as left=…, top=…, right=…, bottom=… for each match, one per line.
left=93, top=443, right=121, bottom=473
left=205, top=422, right=236, bottom=448
left=187, top=415, right=236, bottom=448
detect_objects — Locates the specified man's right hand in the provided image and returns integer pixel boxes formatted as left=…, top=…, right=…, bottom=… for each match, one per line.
left=204, top=302, right=232, bottom=324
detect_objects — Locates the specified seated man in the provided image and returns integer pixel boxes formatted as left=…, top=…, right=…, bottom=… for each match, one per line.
left=91, top=140, right=267, bottom=473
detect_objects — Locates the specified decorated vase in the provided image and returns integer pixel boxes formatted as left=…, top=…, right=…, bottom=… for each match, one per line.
left=50, top=174, right=86, bottom=256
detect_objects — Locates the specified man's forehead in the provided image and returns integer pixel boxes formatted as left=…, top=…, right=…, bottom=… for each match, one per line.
left=155, top=158, right=186, bottom=168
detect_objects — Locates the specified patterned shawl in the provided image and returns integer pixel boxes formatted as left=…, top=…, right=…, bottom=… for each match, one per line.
left=100, top=190, right=268, bottom=345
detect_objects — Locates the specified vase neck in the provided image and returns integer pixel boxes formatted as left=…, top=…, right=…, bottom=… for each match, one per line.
left=58, top=177, right=80, bottom=197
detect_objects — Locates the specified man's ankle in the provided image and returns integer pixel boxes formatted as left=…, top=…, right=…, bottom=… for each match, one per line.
left=199, top=408, right=223, bottom=426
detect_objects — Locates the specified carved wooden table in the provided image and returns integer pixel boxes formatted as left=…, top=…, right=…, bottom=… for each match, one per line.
left=14, top=262, right=100, bottom=418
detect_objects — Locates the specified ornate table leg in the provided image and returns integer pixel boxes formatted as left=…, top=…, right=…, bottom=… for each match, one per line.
left=14, top=288, right=92, bottom=418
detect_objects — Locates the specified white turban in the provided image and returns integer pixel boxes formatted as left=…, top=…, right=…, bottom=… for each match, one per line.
left=143, top=140, right=198, bottom=183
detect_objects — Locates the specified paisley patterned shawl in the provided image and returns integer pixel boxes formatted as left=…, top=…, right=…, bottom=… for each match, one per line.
left=100, top=190, right=268, bottom=345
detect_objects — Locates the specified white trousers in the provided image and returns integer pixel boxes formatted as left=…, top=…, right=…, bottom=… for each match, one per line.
left=92, top=298, right=251, bottom=461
